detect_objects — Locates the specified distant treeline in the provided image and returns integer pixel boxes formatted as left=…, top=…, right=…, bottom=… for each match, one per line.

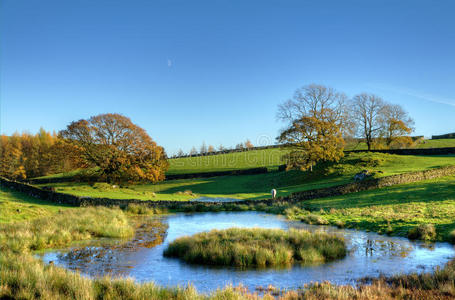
left=432, top=132, right=455, bottom=140
left=170, top=144, right=282, bottom=159
left=169, top=136, right=425, bottom=160
left=0, top=129, right=83, bottom=180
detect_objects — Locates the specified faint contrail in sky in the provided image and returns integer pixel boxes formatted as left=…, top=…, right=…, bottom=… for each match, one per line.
left=368, top=84, right=455, bottom=107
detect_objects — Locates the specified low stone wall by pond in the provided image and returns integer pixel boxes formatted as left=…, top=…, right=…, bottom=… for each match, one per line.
left=2, top=165, right=455, bottom=208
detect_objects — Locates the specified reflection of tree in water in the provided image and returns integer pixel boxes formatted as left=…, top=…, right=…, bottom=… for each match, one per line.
left=58, top=217, right=168, bottom=276
left=362, top=239, right=413, bottom=258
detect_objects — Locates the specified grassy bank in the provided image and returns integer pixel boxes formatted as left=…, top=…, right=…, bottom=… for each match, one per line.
left=1, top=187, right=455, bottom=298
left=0, top=196, right=248, bottom=299
left=37, top=153, right=455, bottom=201
left=292, top=258, right=455, bottom=299
left=284, top=175, right=455, bottom=242
left=0, top=206, right=134, bottom=254
left=164, top=228, right=346, bottom=267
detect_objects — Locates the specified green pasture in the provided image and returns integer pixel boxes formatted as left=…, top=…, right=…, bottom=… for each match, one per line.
left=289, top=175, right=455, bottom=242
left=0, top=186, right=72, bottom=223
left=36, top=153, right=455, bottom=201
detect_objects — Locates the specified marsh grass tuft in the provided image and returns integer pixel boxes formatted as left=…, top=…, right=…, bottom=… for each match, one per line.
left=407, top=224, right=437, bottom=241
left=125, top=203, right=167, bottom=215
left=0, top=206, right=134, bottom=254
left=164, top=228, right=346, bottom=268
left=0, top=251, right=249, bottom=299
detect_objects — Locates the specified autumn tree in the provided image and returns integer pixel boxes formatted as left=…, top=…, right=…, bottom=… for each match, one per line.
left=19, top=128, right=57, bottom=178
left=350, top=93, right=386, bottom=151
left=0, top=134, right=26, bottom=180
left=59, top=113, right=168, bottom=183
left=208, top=145, right=215, bottom=153
left=379, top=104, right=414, bottom=148
left=0, top=129, right=81, bottom=180
left=245, top=139, right=254, bottom=149
left=49, top=138, right=85, bottom=173
left=277, top=84, right=346, bottom=171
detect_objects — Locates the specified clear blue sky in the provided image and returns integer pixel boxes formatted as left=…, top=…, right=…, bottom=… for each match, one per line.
left=1, top=0, right=454, bottom=154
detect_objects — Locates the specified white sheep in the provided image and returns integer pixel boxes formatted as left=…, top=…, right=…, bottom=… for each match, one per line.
left=271, top=189, right=277, bottom=199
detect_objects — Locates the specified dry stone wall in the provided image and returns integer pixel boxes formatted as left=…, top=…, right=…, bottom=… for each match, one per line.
left=2, top=165, right=455, bottom=208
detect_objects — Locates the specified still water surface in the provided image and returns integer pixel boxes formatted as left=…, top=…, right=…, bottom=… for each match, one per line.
left=39, top=211, right=455, bottom=292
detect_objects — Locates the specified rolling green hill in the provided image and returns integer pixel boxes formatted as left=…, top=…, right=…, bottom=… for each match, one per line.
left=33, top=138, right=455, bottom=180
left=37, top=153, right=455, bottom=201
left=168, top=148, right=288, bottom=174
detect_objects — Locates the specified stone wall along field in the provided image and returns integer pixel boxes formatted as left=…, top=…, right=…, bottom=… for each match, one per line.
left=2, top=165, right=455, bottom=208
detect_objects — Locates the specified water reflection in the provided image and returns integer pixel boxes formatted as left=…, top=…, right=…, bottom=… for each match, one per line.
left=39, top=211, right=455, bottom=292
left=54, top=218, right=167, bottom=277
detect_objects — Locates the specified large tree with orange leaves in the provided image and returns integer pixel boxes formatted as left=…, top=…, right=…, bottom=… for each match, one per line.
left=59, top=113, right=168, bottom=183
left=278, top=110, right=345, bottom=171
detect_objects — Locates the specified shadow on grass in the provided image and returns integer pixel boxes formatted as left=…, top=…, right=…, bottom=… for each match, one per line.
left=306, top=177, right=455, bottom=210
left=1, top=186, right=73, bottom=209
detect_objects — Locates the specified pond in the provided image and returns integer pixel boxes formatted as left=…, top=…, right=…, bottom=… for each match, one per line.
left=38, top=211, right=455, bottom=292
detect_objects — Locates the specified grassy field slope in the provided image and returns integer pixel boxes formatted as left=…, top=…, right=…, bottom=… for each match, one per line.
left=0, top=186, right=71, bottom=223
left=168, top=148, right=288, bottom=174
left=37, top=153, right=455, bottom=201
left=415, top=138, right=455, bottom=148
left=33, top=138, right=455, bottom=180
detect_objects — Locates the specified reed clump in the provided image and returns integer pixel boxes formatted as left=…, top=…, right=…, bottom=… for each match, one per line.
left=164, top=227, right=346, bottom=268
left=0, top=206, right=134, bottom=254
left=125, top=203, right=167, bottom=215
left=407, top=224, right=437, bottom=241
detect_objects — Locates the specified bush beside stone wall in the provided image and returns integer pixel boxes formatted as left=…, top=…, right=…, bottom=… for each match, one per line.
left=2, top=165, right=455, bottom=209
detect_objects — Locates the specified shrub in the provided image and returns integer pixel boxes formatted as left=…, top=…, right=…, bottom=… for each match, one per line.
left=93, top=182, right=115, bottom=190
left=125, top=203, right=165, bottom=215
left=407, top=224, right=436, bottom=241
left=449, top=230, right=455, bottom=244
left=358, top=153, right=388, bottom=167
left=300, top=214, right=329, bottom=225
left=335, top=220, right=345, bottom=228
